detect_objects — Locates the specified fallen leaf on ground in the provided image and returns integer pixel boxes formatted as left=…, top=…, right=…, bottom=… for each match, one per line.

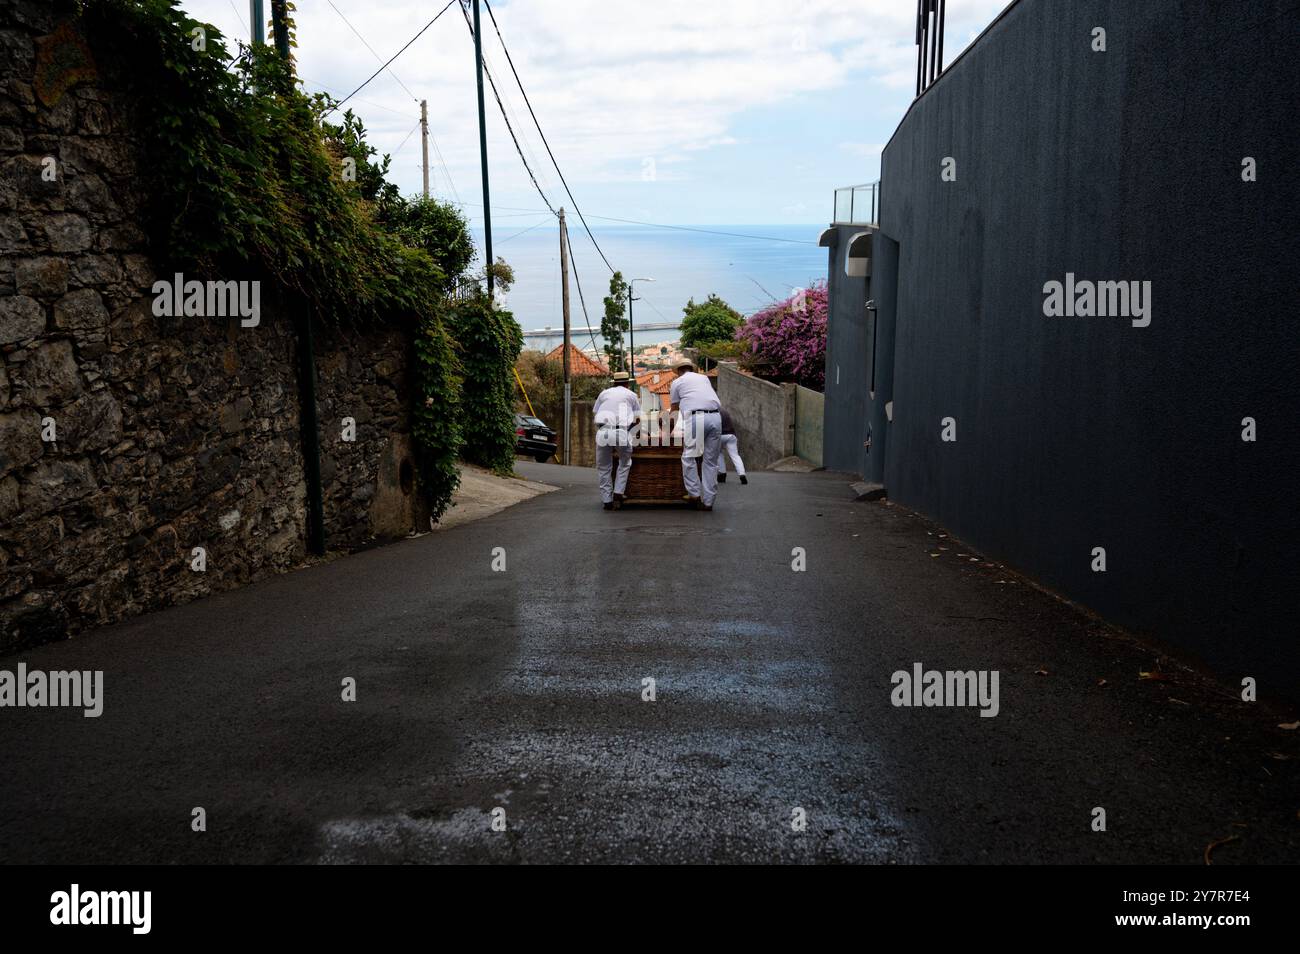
left=1203, top=835, right=1239, bottom=866
left=1279, top=721, right=1299, bottom=730
left=1096, top=678, right=1108, bottom=687
left=1035, top=668, right=1050, bottom=676
left=1139, top=670, right=1171, bottom=682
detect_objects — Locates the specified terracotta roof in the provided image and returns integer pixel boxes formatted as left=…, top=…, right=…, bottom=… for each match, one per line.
left=545, top=343, right=609, bottom=376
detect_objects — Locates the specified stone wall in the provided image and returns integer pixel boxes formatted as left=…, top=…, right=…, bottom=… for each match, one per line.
left=0, top=1, right=425, bottom=652
left=533, top=399, right=594, bottom=467
left=716, top=362, right=794, bottom=469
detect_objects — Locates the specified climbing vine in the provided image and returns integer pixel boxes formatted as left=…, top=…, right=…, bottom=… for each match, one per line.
left=412, top=312, right=463, bottom=517
left=75, top=0, right=484, bottom=517
left=447, top=292, right=524, bottom=475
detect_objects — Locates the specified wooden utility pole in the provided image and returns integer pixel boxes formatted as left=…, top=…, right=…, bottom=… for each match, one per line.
left=559, top=208, right=571, bottom=465
left=472, top=0, right=494, bottom=299
left=420, top=99, right=430, bottom=198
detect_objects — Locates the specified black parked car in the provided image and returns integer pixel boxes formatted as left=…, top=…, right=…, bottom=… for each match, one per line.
left=515, top=413, right=557, bottom=462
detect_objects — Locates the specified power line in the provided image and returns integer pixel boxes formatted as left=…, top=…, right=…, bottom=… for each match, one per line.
left=564, top=219, right=601, bottom=356
left=391, top=120, right=422, bottom=157
left=325, top=0, right=456, bottom=116
left=322, top=1, right=459, bottom=201
left=482, top=0, right=616, bottom=275
left=427, top=130, right=460, bottom=204
left=456, top=0, right=556, bottom=216
left=498, top=217, right=551, bottom=244
left=325, top=0, right=419, bottom=102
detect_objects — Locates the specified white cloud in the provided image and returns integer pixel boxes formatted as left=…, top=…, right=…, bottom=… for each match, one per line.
left=180, top=0, right=1008, bottom=215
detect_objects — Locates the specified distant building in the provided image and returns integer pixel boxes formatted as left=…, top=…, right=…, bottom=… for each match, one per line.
left=545, top=343, right=609, bottom=377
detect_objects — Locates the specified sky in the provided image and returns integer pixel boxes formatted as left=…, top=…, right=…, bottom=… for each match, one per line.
left=178, top=0, right=1010, bottom=229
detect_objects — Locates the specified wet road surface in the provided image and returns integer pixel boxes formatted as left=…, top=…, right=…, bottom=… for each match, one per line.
left=1, top=462, right=1296, bottom=863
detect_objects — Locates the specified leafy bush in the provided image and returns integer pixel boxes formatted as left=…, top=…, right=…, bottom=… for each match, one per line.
left=680, top=294, right=743, bottom=349
left=735, top=282, right=828, bottom=391
left=514, top=350, right=607, bottom=410
left=697, top=338, right=747, bottom=364
left=448, top=295, right=524, bottom=475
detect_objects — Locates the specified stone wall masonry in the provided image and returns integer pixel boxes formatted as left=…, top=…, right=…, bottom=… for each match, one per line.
left=0, top=1, right=426, bottom=652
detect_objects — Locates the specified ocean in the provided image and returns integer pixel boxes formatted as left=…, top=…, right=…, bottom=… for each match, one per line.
left=469, top=223, right=827, bottom=353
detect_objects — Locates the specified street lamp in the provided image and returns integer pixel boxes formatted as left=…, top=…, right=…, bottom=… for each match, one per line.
left=628, top=277, right=655, bottom=372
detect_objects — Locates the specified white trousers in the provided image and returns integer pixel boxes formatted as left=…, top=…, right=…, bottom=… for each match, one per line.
left=596, top=428, right=633, bottom=503
left=716, top=434, right=745, bottom=477
left=681, top=411, right=722, bottom=506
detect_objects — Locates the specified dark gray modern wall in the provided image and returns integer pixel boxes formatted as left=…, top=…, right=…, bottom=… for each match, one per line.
left=870, top=0, right=1299, bottom=691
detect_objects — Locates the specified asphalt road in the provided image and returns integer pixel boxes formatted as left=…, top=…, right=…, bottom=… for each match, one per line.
left=1, top=462, right=1296, bottom=864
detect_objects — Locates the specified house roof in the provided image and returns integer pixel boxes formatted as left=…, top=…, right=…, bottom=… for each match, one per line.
left=639, top=368, right=716, bottom=398
left=545, top=343, right=609, bottom=377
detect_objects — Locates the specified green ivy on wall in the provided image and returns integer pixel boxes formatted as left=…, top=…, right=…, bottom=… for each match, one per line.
left=77, top=0, right=478, bottom=519
left=447, top=293, right=524, bottom=475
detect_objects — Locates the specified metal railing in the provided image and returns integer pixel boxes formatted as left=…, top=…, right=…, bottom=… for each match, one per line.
left=450, top=276, right=486, bottom=301
left=916, top=0, right=947, bottom=96
left=832, top=181, right=880, bottom=225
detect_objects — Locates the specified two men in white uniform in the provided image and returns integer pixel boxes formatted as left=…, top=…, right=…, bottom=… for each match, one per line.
left=668, top=358, right=721, bottom=510
left=593, top=370, right=641, bottom=510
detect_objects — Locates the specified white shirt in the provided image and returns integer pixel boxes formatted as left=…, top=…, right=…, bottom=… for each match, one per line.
left=593, top=385, right=641, bottom=427
left=669, top=371, right=719, bottom=414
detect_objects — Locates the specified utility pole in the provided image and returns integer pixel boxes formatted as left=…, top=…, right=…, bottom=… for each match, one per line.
left=559, top=209, right=571, bottom=465
left=627, top=287, right=635, bottom=373
left=249, top=0, right=265, bottom=44
left=472, top=0, right=494, bottom=299
left=270, top=0, right=290, bottom=58
left=420, top=99, right=430, bottom=199
left=626, top=278, right=654, bottom=374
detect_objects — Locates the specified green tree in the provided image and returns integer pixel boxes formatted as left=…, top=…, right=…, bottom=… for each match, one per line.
left=601, top=271, right=630, bottom=371
left=680, top=293, right=743, bottom=349
left=384, top=196, right=475, bottom=293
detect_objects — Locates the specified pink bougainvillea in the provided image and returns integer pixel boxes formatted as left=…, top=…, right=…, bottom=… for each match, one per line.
left=734, top=281, right=828, bottom=391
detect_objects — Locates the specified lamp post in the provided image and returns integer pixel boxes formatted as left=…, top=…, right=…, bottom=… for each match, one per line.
left=627, top=277, right=655, bottom=373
